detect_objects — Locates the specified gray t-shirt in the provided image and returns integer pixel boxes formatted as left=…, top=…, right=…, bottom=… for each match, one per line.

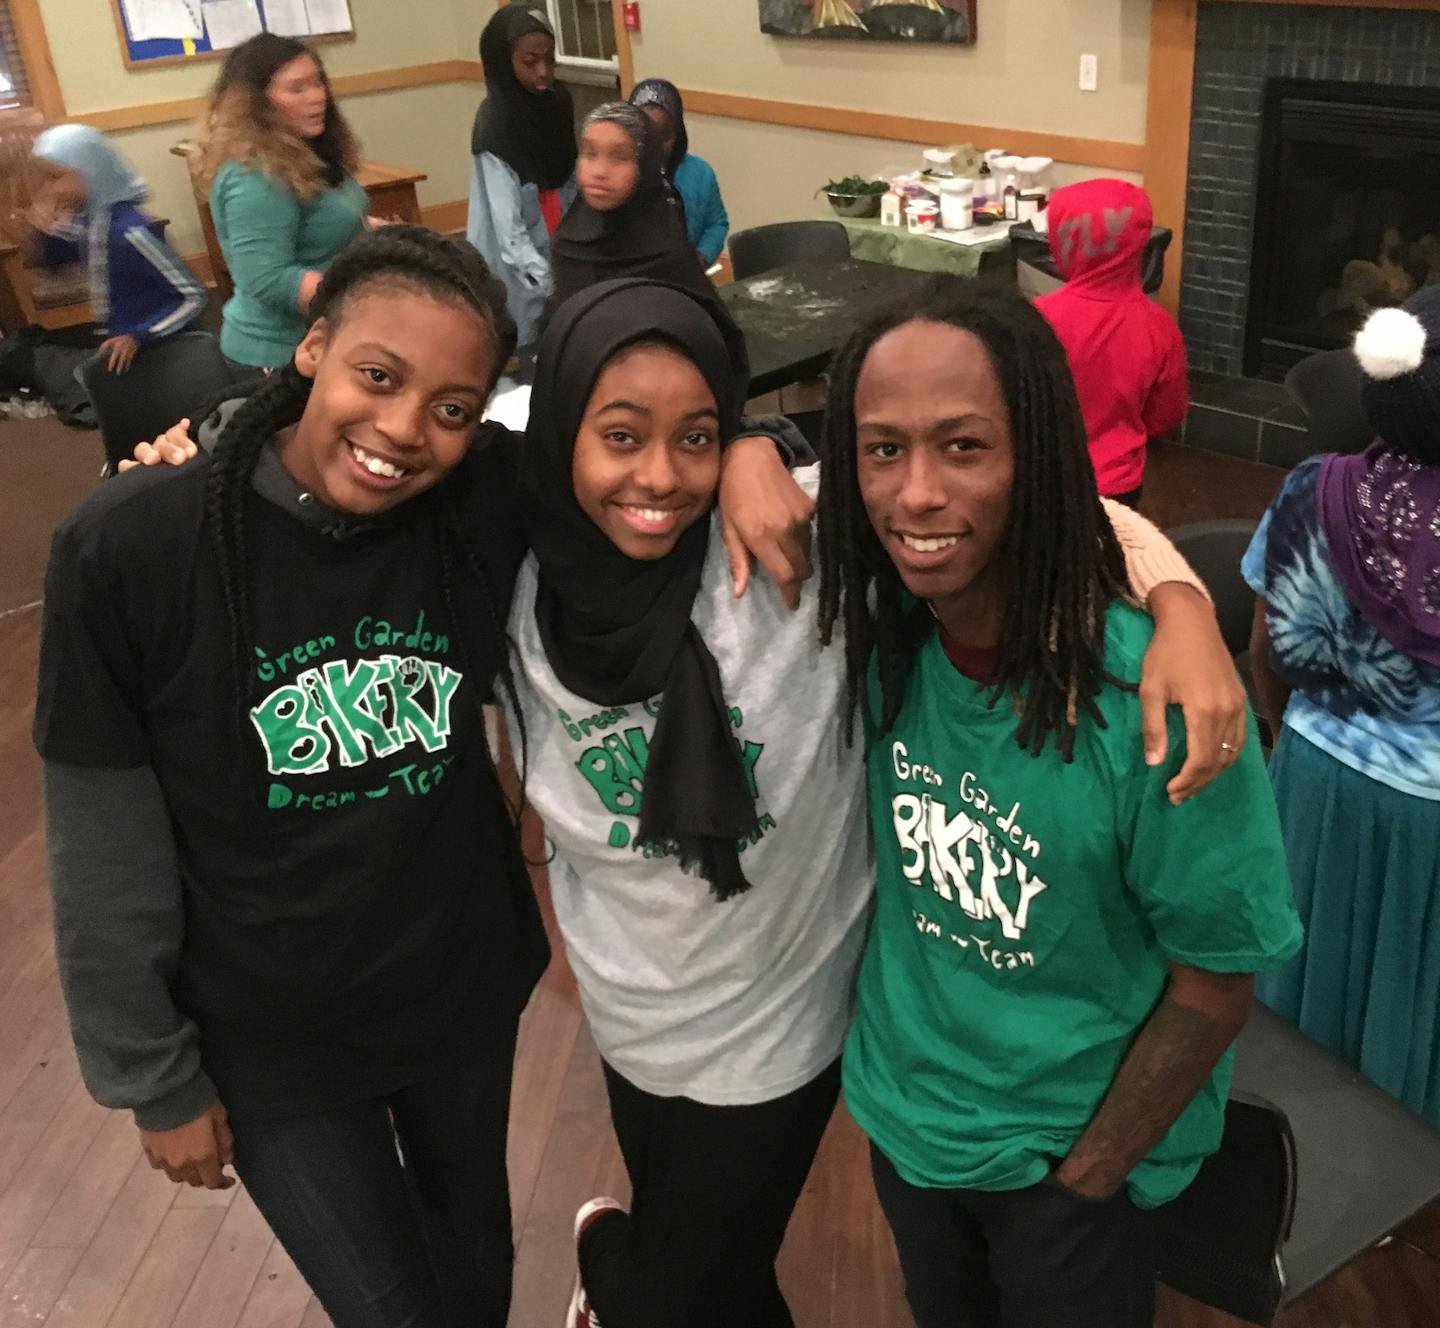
left=506, top=470, right=873, bottom=1104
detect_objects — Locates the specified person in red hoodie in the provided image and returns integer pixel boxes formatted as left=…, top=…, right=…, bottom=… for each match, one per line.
left=1036, top=179, right=1189, bottom=507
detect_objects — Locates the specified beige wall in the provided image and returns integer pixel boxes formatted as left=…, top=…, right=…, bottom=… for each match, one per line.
left=681, top=114, right=1142, bottom=238
left=628, top=0, right=1150, bottom=232
left=30, top=0, right=1154, bottom=255
left=35, top=0, right=483, bottom=253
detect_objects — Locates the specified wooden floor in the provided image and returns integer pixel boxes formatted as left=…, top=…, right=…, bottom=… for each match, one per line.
left=2, top=428, right=1439, bottom=1326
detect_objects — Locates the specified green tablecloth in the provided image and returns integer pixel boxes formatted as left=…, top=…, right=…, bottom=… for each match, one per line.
left=827, top=215, right=1011, bottom=277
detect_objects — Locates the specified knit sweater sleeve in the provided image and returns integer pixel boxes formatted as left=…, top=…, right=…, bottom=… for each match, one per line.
left=1101, top=498, right=1211, bottom=606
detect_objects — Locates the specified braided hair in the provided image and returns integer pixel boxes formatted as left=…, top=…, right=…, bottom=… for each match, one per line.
left=816, top=278, right=1130, bottom=763
left=204, top=224, right=529, bottom=817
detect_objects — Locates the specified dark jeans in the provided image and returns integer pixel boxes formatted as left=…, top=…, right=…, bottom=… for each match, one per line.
left=229, top=1026, right=518, bottom=1328
left=579, top=1058, right=842, bottom=1328
left=870, top=1144, right=1155, bottom=1328
left=222, top=353, right=272, bottom=384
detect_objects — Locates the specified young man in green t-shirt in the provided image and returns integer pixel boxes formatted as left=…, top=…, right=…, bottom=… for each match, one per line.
left=816, top=279, right=1302, bottom=1328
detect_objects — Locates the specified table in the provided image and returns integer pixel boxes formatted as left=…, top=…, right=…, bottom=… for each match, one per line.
left=826, top=214, right=1012, bottom=279
left=720, top=257, right=933, bottom=397
left=170, top=144, right=428, bottom=301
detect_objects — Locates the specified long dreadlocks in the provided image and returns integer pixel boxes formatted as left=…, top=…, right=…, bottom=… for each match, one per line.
left=816, top=277, right=1130, bottom=763
left=204, top=223, right=530, bottom=818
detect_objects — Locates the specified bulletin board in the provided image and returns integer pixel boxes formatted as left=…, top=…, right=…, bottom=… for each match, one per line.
left=108, top=0, right=355, bottom=70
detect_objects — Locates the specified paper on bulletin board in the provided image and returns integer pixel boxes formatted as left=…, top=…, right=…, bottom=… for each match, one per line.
left=201, top=0, right=263, bottom=48
left=121, top=0, right=205, bottom=40
left=304, top=0, right=353, bottom=35
left=264, top=0, right=311, bottom=35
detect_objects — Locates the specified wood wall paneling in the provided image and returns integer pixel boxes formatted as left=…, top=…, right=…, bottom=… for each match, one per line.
left=1145, top=0, right=1199, bottom=314
left=679, top=87, right=1146, bottom=174
left=69, top=59, right=482, bottom=133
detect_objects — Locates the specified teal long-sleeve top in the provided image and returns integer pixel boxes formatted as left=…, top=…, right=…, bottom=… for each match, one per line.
left=673, top=154, right=729, bottom=266
left=211, top=160, right=367, bottom=369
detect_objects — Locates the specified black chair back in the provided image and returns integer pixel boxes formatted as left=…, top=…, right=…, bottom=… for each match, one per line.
left=1155, top=1092, right=1297, bottom=1325
left=1009, top=221, right=1173, bottom=294
left=1232, top=1003, right=1440, bottom=1304
left=1283, top=348, right=1373, bottom=457
left=1165, top=519, right=1260, bottom=658
left=79, top=331, right=236, bottom=473
left=729, top=221, right=850, bottom=281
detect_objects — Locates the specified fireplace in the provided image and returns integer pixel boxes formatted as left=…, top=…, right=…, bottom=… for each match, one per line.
left=1246, top=79, right=1440, bottom=380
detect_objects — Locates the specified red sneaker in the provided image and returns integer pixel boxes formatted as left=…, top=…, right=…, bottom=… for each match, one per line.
left=565, top=1196, right=626, bottom=1328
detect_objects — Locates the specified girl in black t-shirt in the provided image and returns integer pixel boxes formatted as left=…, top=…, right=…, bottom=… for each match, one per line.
left=37, top=227, right=542, bottom=1327
left=35, top=227, right=805, bottom=1328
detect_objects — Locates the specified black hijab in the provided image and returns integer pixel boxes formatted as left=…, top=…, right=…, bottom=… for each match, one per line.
left=629, top=78, right=689, bottom=178
left=470, top=6, right=576, bottom=189
left=548, top=102, right=713, bottom=313
left=523, top=279, right=760, bottom=900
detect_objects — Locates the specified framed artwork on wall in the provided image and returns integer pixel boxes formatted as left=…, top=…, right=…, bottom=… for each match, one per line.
left=759, top=0, right=977, bottom=45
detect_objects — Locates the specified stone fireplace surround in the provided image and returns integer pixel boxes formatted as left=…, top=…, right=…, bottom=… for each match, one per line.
left=1174, top=2, right=1440, bottom=467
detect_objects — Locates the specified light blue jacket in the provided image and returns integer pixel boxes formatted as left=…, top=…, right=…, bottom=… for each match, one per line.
left=673, top=154, right=728, bottom=266
left=467, top=152, right=576, bottom=349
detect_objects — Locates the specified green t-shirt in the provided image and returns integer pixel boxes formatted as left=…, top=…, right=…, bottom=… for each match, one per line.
left=843, top=601, right=1302, bottom=1209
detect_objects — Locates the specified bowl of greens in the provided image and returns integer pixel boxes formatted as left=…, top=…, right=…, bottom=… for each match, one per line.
left=820, top=176, right=887, bottom=218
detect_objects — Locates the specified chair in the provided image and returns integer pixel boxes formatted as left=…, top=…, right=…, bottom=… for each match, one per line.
left=78, top=330, right=236, bottom=472
left=1009, top=221, right=1173, bottom=296
left=1284, top=348, right=1373, bottom=456
left=1158, top=1005, right=1440, bottom=1322
left=1230, top=1003, right=1440, bottom=1305
left=728, top=220, right=850, bottom=281
left=1165, top=519, right=1260, bottom=657
left=1155, top=1092, right=1297, bottom=1325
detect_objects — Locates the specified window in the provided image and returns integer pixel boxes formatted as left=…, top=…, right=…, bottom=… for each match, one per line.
left=542, top=0, right=617, bottom=82
left=0, top=2, right=31, bottom=111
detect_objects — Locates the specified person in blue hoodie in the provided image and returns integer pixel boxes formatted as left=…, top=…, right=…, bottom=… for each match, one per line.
left=28, top=125, right=205, bottom=373
left=629, top=78, right=729, bottom=268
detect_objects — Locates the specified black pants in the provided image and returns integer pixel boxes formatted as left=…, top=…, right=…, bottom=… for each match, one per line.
left=229, top=1027, right=517, bottom=1328
left=580, top=1058, right=842, bottom=1328
left=870, top=1144, right=1155, bottom=1328
left=1110, top=485, right=1144, bottom=510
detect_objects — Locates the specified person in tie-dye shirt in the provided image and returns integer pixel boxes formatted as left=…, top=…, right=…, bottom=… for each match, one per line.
left=1246, top=289, right=1440, bottom=1126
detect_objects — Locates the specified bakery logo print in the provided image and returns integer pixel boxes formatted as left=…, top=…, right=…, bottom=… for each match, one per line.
left=559, top=701, right=774, bottom=858
left=890, top=741, right=1048, bottom=972
left=248, top=613, right=463, bottom=811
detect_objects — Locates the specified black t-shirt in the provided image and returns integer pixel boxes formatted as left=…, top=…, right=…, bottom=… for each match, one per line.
left=34, top=425, right=549, bottom=1121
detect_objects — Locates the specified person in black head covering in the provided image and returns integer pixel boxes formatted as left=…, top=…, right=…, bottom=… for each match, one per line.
left=546, top=103, right=716, bottom=327
left=509, top=279, right=854, bottom=1327
left=524, top=278, right=755, bottom=898
left=629, top=77, right=731, bottom=266
left=467, top=5, right=578, bottom=348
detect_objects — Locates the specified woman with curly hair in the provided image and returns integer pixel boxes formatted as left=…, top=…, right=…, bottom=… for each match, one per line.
left=195, top=33, right=369, bottom=374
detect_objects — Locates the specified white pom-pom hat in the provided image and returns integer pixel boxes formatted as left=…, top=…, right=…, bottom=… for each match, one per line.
left=1355, top=284, right=1440, bottom=458
left=1354, top=306, right=1427, bottom=381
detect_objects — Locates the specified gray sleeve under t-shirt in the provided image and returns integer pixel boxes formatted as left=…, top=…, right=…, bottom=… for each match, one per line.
left=43, top=761, right=217, bottom=1131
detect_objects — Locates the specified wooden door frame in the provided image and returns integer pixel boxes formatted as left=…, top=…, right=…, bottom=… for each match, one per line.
left=3, top=0, right=66, bottom=123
